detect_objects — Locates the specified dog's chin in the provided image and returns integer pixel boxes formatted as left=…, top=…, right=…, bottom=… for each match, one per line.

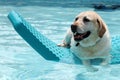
left=74, top=31, right=91, bottom=41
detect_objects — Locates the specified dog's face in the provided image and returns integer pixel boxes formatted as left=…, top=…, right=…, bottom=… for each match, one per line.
left=71, top=11, right=106, bottom=41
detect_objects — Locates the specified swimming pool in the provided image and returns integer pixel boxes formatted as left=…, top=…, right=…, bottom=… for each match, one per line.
left=0, top=1, right=120, bottom=80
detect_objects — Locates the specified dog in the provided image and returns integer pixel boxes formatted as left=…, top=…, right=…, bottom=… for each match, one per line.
left=58, top=11, right=111, bottom=72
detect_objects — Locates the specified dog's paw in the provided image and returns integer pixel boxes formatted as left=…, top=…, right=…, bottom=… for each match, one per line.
left=57, top=43, right=70, bottom=48
left=57, top=43, right=65, bottom=47
left=100, top=62, right=110, bottom=68
left=100, top=62, right=108, bottom=66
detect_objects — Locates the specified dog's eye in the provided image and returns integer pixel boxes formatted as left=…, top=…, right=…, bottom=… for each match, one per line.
left=75, top=17, right=79, bottom=21
left=83, top=16, right=90, bottom=22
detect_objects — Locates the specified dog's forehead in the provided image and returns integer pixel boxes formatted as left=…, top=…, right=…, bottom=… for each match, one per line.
left=77, top=11, right=98, bottom=20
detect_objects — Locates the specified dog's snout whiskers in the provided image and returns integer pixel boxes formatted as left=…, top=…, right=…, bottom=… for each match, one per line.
left=73, top=32, right=77, bottom=35
left=80, top=27, right=84, bottom=32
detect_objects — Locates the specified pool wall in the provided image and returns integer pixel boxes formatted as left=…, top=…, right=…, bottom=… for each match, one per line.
left=0, top=0, right=120, bottom=7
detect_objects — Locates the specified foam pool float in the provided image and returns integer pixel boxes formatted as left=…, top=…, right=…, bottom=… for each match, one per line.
left=8, top=11, right=120, bottom=64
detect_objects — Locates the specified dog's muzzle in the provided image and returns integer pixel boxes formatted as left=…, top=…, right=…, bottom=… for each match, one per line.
left=74, top=31, right=91, bottom=41
left=71, top=24, right=91, bottom=46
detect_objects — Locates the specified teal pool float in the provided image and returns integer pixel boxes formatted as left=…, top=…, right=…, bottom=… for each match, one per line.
left=8, top=11, right=120, bottom=64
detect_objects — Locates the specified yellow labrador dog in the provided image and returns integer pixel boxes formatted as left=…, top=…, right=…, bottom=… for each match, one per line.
left=58, top=11, right=111, bottom=72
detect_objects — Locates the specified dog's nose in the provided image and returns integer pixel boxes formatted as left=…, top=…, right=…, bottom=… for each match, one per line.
left=71, top=24, right=77, bottom=33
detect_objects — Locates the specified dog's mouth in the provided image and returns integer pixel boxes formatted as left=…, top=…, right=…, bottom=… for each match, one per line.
left=74, top=31, right=91, bottom=41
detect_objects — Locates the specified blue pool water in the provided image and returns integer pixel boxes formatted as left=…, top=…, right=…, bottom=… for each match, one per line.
left=0, top=2, right=120, bottom=80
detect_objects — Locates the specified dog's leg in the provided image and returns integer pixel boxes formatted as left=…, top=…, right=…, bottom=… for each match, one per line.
left=82, top=59, right=98, bottom=72
left=58, top=28, right=72, bottom=47
left=100, top=55, right=111, bottom=66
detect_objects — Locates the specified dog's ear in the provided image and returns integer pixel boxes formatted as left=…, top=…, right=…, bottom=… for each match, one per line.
left=97, top=19, right=106, bottom=38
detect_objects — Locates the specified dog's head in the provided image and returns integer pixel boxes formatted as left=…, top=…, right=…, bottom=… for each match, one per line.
left=71, top=11, right=106, bottom=41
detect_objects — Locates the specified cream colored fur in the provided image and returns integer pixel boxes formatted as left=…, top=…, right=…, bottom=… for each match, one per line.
left=58, top=11, right=111, bottom=72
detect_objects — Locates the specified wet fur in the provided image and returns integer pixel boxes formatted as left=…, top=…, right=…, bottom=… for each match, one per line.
left=58, top=11, right=111, bottom=72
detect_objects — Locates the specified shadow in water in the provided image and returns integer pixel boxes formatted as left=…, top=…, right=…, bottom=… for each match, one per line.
left=75, top=73, right=86, bottom=80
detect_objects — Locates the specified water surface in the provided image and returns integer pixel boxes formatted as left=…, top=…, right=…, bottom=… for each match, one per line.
left=0, top=4, right=120, bottom=80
